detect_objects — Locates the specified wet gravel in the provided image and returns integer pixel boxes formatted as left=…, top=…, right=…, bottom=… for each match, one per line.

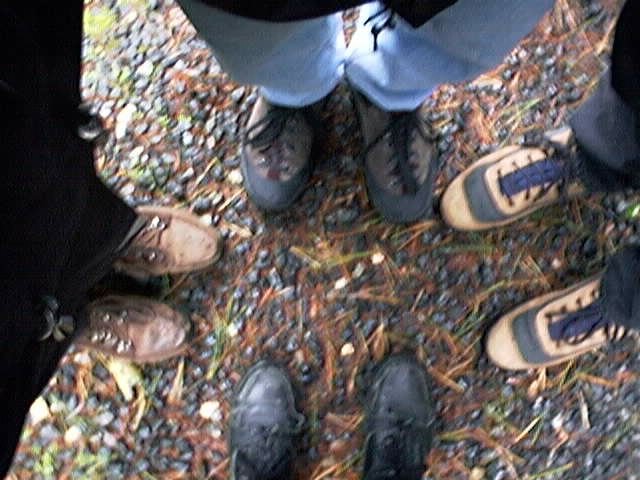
left=7, top=0, right=640, bottom=479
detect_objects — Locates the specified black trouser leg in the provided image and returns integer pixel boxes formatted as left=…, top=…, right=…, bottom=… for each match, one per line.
left=0, top=3, right=136, bottom=475
left=570, top=0, right=640, bottom=191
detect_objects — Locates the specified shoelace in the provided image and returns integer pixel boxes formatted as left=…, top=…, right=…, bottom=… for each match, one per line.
left=244, top=106, right=302, bottom=174
left=367, top=110, right=435, bottom=195
left=366, top=415, right=433, bottom=478
left=547, top=300, right=627, bottom=345
left=364, top=7, right=396, bottom=52
left=498, top=138, right=576, bottom=206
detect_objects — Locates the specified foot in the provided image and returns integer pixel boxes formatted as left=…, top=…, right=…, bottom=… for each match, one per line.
left=486, top=275, right=628, bottom=370
left=113, top=206, right=222, bottom=279
left=363, top=354, right=434, bottom=480
left=74, top=295, right=191, bottom=363
left=229, top=361, right=303, bottom=480
left=354, top=93, right=438, bottom=223
left=241, top=96, right=319, bottom=211
left=441, top=126, right=585, bottom=231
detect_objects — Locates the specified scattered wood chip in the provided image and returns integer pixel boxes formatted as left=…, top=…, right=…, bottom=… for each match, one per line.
left=106, top=358, right=143, bottom=402
left=167, top=359, right=185, bottom=406
left=579, top=390, right=591, bottom=430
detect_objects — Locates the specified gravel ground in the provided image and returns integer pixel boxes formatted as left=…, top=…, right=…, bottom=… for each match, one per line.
left=6, top=0, right=640, bottom=479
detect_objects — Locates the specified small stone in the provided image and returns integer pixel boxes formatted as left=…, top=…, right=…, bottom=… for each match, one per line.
left=334, top=277, right=348, bottom=290
left=371, top=252, right=385, bottom=265
left=352, top=262, right=365, bottom=279
left=64, top=425, right=83, bottom=445
left=28, top=397, right=50, bottom=425
left=137, top=60, right=154, bottom=78
left=199, top=400, right=221, bottom=420
left=340, top=343, right=355, bottom=357
left=470, top=467, right=485, bottom=480
left=95, top=411, right=115, bottom=427
left=182, top=131, right=194, bottom=146
left=227, top=168, right=243, bottom=185
left=115, top=104, right=137, bottom=140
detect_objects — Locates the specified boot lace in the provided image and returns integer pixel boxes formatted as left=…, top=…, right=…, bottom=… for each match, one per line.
left=244, top=106, right=301, bottom=175
left=547, top=300, right=627, bottom=345
left=365, top=7, right=396, bottom=51
left=498, top=138, right=576, bottom=206
left=367, top=110, right=435, bottom=195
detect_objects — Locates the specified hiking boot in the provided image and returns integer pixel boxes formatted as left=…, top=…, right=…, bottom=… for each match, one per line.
left=485, top=275, right=630, bottom=370
left=363, top=354, right=434, bottom=480
left=241, top=96, right=319, bottom=211
left=113, top=206, right=222, bottom=280
left=354, top=93, right=438, bottom=223
left=441, top=126, right=585, bottom=231
left=229, top=361, right=304, bottom=480
left=74, top=295, right=191, bottom=363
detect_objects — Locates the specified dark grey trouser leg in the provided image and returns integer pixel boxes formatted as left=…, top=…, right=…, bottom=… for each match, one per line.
left=570, top=0, right=640, bottom=191
left=0, top=3, right=136, bottom=475
left=601, top=246, right=640, bottom=330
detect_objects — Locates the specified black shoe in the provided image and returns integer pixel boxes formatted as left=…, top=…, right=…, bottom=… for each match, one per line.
left=229, top=361, right=304, bottom=480
left=362, top=354, right=434, bottom=480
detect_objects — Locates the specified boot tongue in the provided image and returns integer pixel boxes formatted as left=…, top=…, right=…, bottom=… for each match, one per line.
left=499, top=158, right=566, bottom=197
left=548, top=301, right=606, bottom=341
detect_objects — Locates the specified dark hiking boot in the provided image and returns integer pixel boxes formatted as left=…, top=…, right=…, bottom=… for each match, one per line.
left=441, top=126, right=585, bottom=231
left=74, top=295, right=191, bottom=363
left=485, top=275, right=631, bottom=370
left=354, top=93, right=438, bottom=223
left=363, top=354, right=434, bottom=480
left=229, top=361, right=304, bottom=480
left=241, top=96, right=319, bottom=211
left=113, top=206, right=222, bottom=280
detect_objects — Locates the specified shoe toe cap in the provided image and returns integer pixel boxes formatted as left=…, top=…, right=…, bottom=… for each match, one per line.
left=485, top=314, right=532, bottom=371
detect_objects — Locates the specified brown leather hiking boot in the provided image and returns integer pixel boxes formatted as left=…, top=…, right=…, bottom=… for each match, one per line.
left=441, top=126, right=585, bottom=231
left=485, top=275, right=629, bottom=370
left=354, top=93, right=438, bottom=223
left=74, top=295, right=190, bottom=363
left=113, top=206, right=222, bottom=280
left=241, top=96, right=319, bottom=211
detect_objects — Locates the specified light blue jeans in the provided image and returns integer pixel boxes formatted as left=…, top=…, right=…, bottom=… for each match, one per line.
left=177, top=0, right=554, bottom=110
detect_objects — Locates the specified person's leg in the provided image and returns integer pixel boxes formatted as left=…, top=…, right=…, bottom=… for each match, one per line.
left=346, top=0, right=554, bottom=223
left=482, top=1, right=640, bottom=370
left=440, top=1, right=638, bottom=231
left=0, top=3, right=137, bottom=474
left=569, top=0, right=640, bottom=191
left=347, top=0, right=555, bottom=111
left=0, top=4, right=222, bottom=473
left=176, top=0, right=346, bottom=210
left=176, top=0, right=345, bottom=107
